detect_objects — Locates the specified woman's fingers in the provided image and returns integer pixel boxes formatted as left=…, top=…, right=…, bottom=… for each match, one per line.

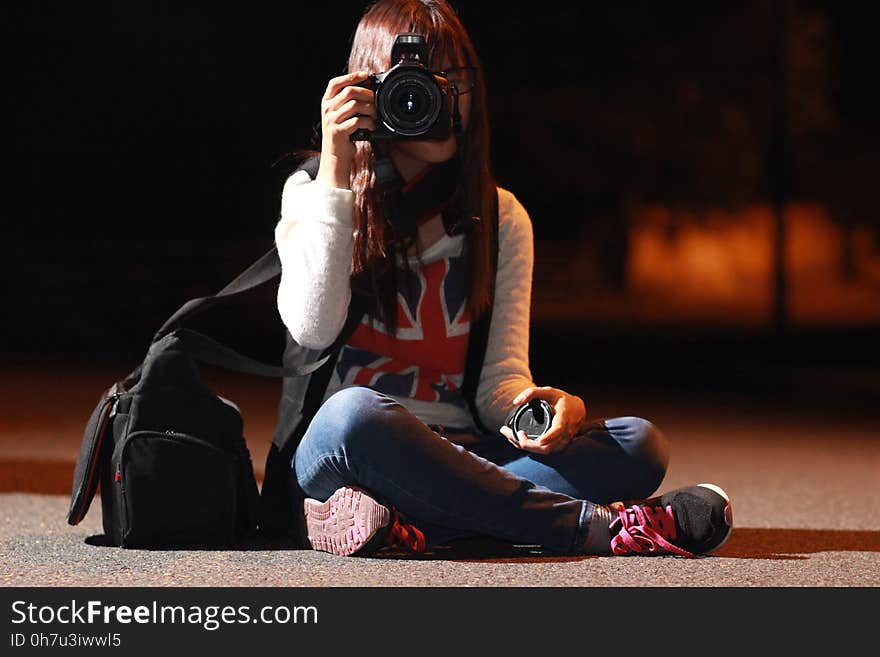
left=529, top=415, right=570, bottom=452
left=330, top=97, right=377, bottom=123
left=500, top=425, right=548, bottom=452
left=336, top=114, right=376, bottom=137
left=501, top=423, right=573, bottom=455
left=512, top=386, right=558, bottom=406
left=520, top=409, right=579, bottom=454
left=323, top=71, right=370, bottom=102
left=499, top=425, right=519, bottom=448
left=321, top=78, right=377, bottom=144
left=326, top=86, right=376, bottom=115
left=321, top=72, right=375, bottom=128
left=523, top=429, right=574, bottom=455
left=536, top=419, right=565, bottom=445
left=324, top=98, right=377, bottom=141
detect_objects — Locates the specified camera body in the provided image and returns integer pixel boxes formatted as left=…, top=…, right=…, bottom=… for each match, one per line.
left=351, top=33, right=456, bottom=141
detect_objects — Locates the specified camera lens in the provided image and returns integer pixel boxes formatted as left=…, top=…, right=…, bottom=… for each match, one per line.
left=397, top=88, right=423, bottom=116
left=378, top=68, right=442, bottom=137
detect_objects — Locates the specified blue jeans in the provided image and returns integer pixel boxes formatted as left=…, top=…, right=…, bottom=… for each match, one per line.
left=292, top=387, right=669, bottom=553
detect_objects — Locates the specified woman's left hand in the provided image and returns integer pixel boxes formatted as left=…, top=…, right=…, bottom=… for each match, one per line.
left=499, top=386, right=587, bottom=455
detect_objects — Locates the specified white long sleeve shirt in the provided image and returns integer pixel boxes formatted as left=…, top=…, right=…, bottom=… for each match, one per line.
left=275, top=170, right=536, bottom=436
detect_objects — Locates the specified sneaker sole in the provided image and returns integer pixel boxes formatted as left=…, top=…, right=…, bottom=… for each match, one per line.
left=304, top=487, right=392, bottom=557
left=697, top=483, right=733, bottom=553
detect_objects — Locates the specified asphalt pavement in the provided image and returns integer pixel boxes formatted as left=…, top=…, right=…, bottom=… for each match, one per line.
left=2, top=363, right=879, bottom=587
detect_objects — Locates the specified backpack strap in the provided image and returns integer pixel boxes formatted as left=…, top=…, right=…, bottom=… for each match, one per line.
left=144, top=153, right=322, bottom=379
left=152, top=247, right=282, bottom=344
left=151, top=151, right=324, bottom=349
left=151, top=329, right=330, bottom=378
left=119, top=246, right=325, bottom=385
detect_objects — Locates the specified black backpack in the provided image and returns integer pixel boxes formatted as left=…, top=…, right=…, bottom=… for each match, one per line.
left=67, top=248, right=324, bottom=548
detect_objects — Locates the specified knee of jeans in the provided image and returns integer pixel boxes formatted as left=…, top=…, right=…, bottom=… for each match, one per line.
left=309, top=386, right=399, bottom=454
left=619, top=416, right=669, bottom=492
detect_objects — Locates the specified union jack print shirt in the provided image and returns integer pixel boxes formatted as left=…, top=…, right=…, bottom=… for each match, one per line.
left=323, top=235, right=476, bottom=429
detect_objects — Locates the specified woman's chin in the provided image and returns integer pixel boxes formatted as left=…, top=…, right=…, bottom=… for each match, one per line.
left=393, top=136, right=458, bottom=164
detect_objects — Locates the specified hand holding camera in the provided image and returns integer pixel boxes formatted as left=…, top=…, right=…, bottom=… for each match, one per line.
left=316, top=71, right=377, bottom=190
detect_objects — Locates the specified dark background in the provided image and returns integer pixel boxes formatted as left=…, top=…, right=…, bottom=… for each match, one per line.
left=4, top=1, right=879, bottom=413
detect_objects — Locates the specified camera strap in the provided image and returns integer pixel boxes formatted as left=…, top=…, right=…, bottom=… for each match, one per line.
left=376, top=154, right=477, bottom=242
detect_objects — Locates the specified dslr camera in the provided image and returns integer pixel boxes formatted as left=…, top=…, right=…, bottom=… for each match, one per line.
left=351, top=33, right=458, bottom=141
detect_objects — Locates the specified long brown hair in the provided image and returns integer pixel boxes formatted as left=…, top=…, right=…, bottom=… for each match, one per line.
left=347, top=0, right=495, bottom=333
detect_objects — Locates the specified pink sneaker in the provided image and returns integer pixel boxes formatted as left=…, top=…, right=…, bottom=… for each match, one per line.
left=609, top=483, right=733, bottom=557
left=304, top=486, right=426, bottom=557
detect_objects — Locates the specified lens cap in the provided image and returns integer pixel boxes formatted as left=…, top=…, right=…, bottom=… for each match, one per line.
left=507, top=399, right=554, bottom=440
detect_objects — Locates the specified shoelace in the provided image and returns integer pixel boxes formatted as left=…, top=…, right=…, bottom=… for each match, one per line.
left=387, top=512, right=426, bottom=553
left=610, top=504, right=695, bottom=558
